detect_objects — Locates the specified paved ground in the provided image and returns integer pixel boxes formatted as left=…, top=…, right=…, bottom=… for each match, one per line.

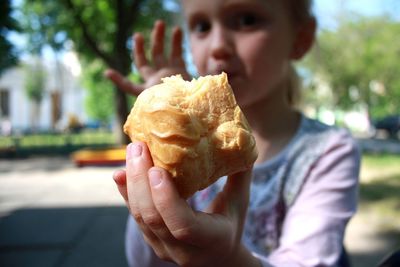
left=0, top=138, right=399, bottom=267
left=0, top=157, right=129, bottom=267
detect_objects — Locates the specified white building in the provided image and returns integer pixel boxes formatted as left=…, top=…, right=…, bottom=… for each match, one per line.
left=0, top=52, right=87, bottom=135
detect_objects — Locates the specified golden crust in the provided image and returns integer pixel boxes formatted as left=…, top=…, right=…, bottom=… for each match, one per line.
left=123, top=72, right=258, bottom=198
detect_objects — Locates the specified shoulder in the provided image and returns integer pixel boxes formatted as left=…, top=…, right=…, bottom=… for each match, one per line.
left=296, top=116, right=360, bottom=155
left=291, top=115, right=361, bottom=186
left=282, top=115, right=361, bottom=205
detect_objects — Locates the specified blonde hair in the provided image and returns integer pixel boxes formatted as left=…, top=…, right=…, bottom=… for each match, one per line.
left=286, top=0, right=314, bottom=107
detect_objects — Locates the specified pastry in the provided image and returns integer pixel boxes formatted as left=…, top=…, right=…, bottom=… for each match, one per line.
left=124, top=72, right=258, bottom=198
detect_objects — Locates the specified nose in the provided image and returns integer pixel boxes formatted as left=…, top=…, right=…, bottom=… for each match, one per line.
left=210, top=25, right=234, bottom=60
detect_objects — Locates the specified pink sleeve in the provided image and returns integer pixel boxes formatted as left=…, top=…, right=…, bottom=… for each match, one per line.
left=125, top=217, right=177, bottom=267
left=263, top=131, right=361, bottom=267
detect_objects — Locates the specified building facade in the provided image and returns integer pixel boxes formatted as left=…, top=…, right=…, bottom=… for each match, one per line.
left=0, top=53, right=87, bottom=135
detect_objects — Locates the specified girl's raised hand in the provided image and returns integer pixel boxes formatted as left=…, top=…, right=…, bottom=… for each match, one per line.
left=113, top=142, right=260, bottom=267
left=105, top=20, right=190, bottom=96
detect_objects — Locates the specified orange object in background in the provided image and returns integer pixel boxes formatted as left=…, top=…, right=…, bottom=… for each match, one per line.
left=72, top=146, right=126, bottom=167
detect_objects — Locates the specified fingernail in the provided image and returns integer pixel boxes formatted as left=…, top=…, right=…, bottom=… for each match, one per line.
left=149, top=169, right=162, bottom=187
left=127, top=143, right=142, bottom=160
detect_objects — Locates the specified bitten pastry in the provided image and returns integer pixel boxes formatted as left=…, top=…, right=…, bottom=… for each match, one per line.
left=123, top=72, right=258, bottom=199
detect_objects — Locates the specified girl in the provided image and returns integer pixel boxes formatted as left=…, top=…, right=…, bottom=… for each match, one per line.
left=108, top=0, right=360, bottom=266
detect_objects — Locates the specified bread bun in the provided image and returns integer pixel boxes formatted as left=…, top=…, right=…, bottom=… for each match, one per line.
left=123, top=72, right=258, bottom=198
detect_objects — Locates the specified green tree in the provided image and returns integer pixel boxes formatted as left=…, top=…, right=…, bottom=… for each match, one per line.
left=0, top=0, right=20, bottom=76
left=25, top=60, right=46, bottom=129
left=82, top=60, right=115, bottom=125
left=82, top=58, right=141, bottom=125
left=19, top=0, right=177, bottom=143
left=302, top=15, right=400, bottom=119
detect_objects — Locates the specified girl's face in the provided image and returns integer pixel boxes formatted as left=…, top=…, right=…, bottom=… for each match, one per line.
left=183, top=0, right=300, bottom=109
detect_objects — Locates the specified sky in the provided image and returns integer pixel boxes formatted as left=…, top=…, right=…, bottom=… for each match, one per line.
left=314, top=0, right=399, bottom=29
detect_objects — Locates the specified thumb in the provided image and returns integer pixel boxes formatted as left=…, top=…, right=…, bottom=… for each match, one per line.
left=149, top=167, right=238, bottom=247
left=149, top=167, right=192, bottom=218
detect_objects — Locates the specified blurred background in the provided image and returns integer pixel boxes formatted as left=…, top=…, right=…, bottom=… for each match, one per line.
left=0, top=0, right=399, bottom=266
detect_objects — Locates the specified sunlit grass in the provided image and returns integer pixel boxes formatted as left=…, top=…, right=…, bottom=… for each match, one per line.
left=359, top=153, right=400, bottom=230
left=0, top=130, right=116, bottom=149
left=361, top=154, right=400, bottom=180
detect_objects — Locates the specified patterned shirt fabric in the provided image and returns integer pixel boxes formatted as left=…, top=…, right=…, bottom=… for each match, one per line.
left=125, top=115, right=361, bottom=267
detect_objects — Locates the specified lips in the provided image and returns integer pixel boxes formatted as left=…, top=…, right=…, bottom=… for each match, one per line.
left=211, top=69, right=238, bottom=80
left=224, top=71, right=236, bottom=79
left=225, top=72, right=244, bottom=85
left=208, top=62, right=243, bottom=84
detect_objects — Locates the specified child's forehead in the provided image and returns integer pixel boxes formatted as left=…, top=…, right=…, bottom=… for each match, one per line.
left=181, top=0, right=284, bottom=13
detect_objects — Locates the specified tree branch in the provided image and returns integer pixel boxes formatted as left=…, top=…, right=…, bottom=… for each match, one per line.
left=126, top=0, right=142, bottom=28
left=112, top=0, right=143, bottom=73
left=63, top=0, right=117, bottom=67
left=115, top=0, right=142, bottom=46
left=116, top=0, right=126, bottom=50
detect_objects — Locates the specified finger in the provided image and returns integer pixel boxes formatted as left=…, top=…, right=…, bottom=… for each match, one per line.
left=113, top=169, right=128, bottom=202
left=224, top=169, right=253, bottom=217
left=118, top=157, right=169, bottom=261
left=149, top=167, right=231, bottom=247
left=205, top=169, right=252, bottom=217
left=126, top=142, right=176, bottom=243
left=122, top=149, right=166, bottom=253
left=133, top=33, right=156, bottom=80
left=169, top=26, right=185, bottom=67
left=133, top=33, right=148, bottom=69
left=104, top=69, right=144, bottom=96
left=113, top=169, right=137, bottom=215
left=221, top=169, right=253, bottom=242
left=126, top=142, right=153, bottom=222
left=151, top=20, right=167, bottom=68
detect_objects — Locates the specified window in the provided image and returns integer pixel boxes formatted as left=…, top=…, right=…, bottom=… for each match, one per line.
left=51, top=91, right=62, bottom=127
left=0, top=89, right=10, bottom=117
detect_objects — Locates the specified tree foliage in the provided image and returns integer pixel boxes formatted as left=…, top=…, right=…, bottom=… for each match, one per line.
left=0, top=0, right=20, bottom=76
left=302, top=15, right=400, bottom=119
left=24, top=60, right=45, bottom=104
left=81, top=58, right=141, bottom=124
left=81, top=60, right=115, bottom=124
left=19, top=0, right=177, bottom=143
